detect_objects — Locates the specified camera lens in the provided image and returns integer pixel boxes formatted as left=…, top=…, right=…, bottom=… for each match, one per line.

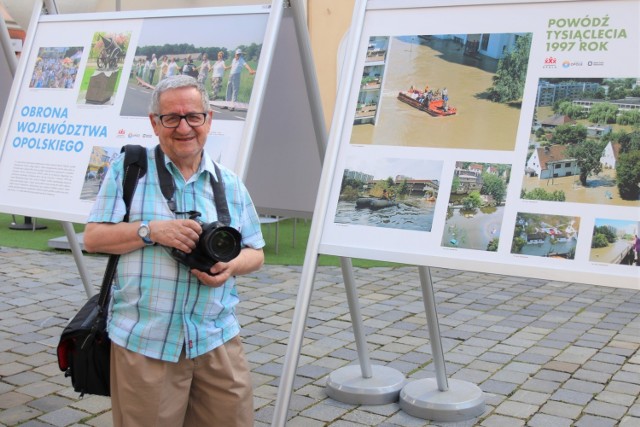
left=201, top=226, right=241, bottom=262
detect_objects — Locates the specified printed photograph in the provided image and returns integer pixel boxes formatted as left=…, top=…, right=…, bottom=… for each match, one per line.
left=522, top=77, right=640, bottom=207
left=589, top=218, right=640, bottom=266
left=589, top=218, right=639, bottom=266
left=29, top=46, right=83, bottom=89
left=511, top=212, right=580, bottom=259
left=76, top=31, right=131, bottom=106
left=441, top=162, right=512, bottom=251
left=351, top=33, right=532, bottom=151
left=80, top=145, right=121, bottom=201
left=334, top=154, right=443, bottom=232
left=119, top=13, right=267, bottom=121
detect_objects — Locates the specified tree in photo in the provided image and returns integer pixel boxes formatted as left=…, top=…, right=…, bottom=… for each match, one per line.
left=616, top=109, right=640, bottom=126
left=618, top=130, right=640, bottom=153
left=551, top=123, right=587, bottom=145
left=555, top=101, right=585, bottom=120
left=591, top=225, right=617, bottom=248
left=565, top=139, right=607, bottom=186
left=480, top=172, right=507, bottom=205
left=616, top=150, right=640, bottom=201
left=521, top=187, right=566, bottom=201
left=462, top=191, right=483, bottom=210
left=487, top=33, right=532, bottom=103
left=588, top=102, right=619, bottom=124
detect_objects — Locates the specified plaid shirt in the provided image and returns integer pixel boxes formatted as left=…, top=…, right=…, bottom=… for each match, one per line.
left=87, top=146, right=265, bottom=362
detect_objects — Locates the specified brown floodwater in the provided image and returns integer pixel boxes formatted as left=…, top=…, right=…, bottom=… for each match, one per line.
left=521, top=169, right=640, bottom=208
left=350, top=36, right=523, bottom=151
left=589, top=239, right=635, bottom=264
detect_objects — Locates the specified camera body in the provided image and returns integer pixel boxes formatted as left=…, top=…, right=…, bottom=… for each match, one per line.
left=171, top=220, right=242, bottom=273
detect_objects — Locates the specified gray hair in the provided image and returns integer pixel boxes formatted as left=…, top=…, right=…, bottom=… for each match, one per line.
left=149, top=75, right=210, bottom=115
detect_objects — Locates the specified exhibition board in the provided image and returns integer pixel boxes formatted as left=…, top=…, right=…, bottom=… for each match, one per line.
left=0, top=1, right=323, bottom=223
left=317, top=0, right=639, bottom=289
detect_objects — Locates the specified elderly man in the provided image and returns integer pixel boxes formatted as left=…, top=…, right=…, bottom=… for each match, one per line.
left=84, top=75, right=265, bottom=427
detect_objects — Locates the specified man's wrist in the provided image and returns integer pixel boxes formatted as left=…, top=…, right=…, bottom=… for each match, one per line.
left=137, top=221, right=154, bottom=245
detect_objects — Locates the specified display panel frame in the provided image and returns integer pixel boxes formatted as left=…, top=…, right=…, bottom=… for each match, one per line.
left=318, top=0, right=639, bottom=288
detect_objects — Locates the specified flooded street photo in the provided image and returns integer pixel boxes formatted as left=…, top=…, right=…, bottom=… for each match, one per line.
left=442, top=206, right=504, bottom=250
left=351, top=36, right=525, bottom=150
left=334, top=198, right=436, bottom=232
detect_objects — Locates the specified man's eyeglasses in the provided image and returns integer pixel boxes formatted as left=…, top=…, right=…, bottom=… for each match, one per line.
left=156, top=113, right=207, bottom=128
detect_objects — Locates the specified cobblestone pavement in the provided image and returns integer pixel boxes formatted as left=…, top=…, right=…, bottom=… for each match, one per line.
left=1, top=247, right=639, bottom=426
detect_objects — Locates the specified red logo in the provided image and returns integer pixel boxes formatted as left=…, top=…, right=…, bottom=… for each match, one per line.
left=543, top=57, right=557, bottom=69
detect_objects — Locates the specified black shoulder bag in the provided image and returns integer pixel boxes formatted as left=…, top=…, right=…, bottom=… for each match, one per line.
left=56, top=145, right=147, bottom=397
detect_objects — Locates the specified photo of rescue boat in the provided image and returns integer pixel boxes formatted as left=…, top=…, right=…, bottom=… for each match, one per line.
left=397, top=90, right=457, bottom=117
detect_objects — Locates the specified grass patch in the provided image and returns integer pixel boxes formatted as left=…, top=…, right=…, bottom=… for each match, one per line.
left=0, top=214, right=397, bottom=268
left=0, top=214, right=84, bottom=251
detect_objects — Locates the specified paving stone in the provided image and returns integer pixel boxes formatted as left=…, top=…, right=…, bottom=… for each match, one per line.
left=551, top=388, right=594, bottom=406
left=38, top=407, right=94, bottom=426
left=0, top=405, right=43, bottom=426
left=574, top=414, right=618, bottom=427
left=480, top=414, right=526, bottom=427
left=583, top=399, right=627, bottom=420
left=1, top=248, right=639, bottom=426
left=540, top=400, right=582, bottom=419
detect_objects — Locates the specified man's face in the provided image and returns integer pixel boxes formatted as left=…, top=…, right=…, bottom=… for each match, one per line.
left=149, top=87, right=212, bottom=163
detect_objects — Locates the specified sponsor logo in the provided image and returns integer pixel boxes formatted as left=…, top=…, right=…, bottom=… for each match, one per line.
left=128, top=132, right=141, bottom=138
left=587, top=60, right=605, bottom=67
left=117, top=129, right=126, bottom=137
left=543, top=57, right=557, bottom=69
left=562, top=60, right=583, bottom=69
left=142, top=134, right=154, bottom=138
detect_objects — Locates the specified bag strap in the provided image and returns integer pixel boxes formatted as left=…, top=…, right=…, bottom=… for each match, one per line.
left=96, top=145, right=148, bottom=310
left=154, top=144, right=230, bottom=224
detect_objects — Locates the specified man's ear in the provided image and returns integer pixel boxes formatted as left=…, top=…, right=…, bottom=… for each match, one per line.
left=149, top=114, right=160, bottom=135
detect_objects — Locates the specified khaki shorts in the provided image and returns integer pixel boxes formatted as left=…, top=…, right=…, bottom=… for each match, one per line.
left=110, top=335, right=253, bottom=427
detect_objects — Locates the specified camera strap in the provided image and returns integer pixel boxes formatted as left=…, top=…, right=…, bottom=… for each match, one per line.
left=154, top=144, right=231, bottom=225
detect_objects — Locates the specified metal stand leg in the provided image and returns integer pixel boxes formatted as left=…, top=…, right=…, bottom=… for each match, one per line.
left=399, top=266, right=485, bottom=421
left=61, top=222, right=94, bottom=298
left=325, top=257, right=405, bottom=405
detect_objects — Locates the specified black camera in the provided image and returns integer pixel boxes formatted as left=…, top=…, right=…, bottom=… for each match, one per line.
left=170, top=214, right=242, bottom=274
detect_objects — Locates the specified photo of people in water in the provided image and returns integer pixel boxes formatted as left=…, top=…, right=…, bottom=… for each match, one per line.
left=333, top=155, right=443, bottom=232
left=522, top=77, right=640, bottom=207
left=441, top=162, right=512, bottom=251
left=511, top=212, right=580, bottom=260
left=350, top=33, right=532, bottom=151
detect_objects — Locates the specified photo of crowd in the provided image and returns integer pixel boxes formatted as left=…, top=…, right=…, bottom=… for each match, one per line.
left=29, top=46, right=83, bottom=89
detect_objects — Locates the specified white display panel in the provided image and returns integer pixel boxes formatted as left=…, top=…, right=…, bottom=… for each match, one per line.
left=319, top=0, right=639, bottom=288
left=0, top=5, right=270, bottom=223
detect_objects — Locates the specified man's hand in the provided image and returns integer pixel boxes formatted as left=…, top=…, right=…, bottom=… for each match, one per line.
left=190, top=247, right=264, bottom=288
left=190, top=261, right=232, bottom=288
left=150, top=219, right=201, bottom=253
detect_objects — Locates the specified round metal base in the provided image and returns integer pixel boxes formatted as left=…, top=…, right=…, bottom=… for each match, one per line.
left=326, top=364, right=406, bottom=405
left=9, top=221, right=47, bottom=230
left=399, top=378, right=485, bottom=422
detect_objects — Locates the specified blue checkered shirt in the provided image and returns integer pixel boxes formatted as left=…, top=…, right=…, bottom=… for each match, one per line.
left=87, top=146, right=265, bottom=362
